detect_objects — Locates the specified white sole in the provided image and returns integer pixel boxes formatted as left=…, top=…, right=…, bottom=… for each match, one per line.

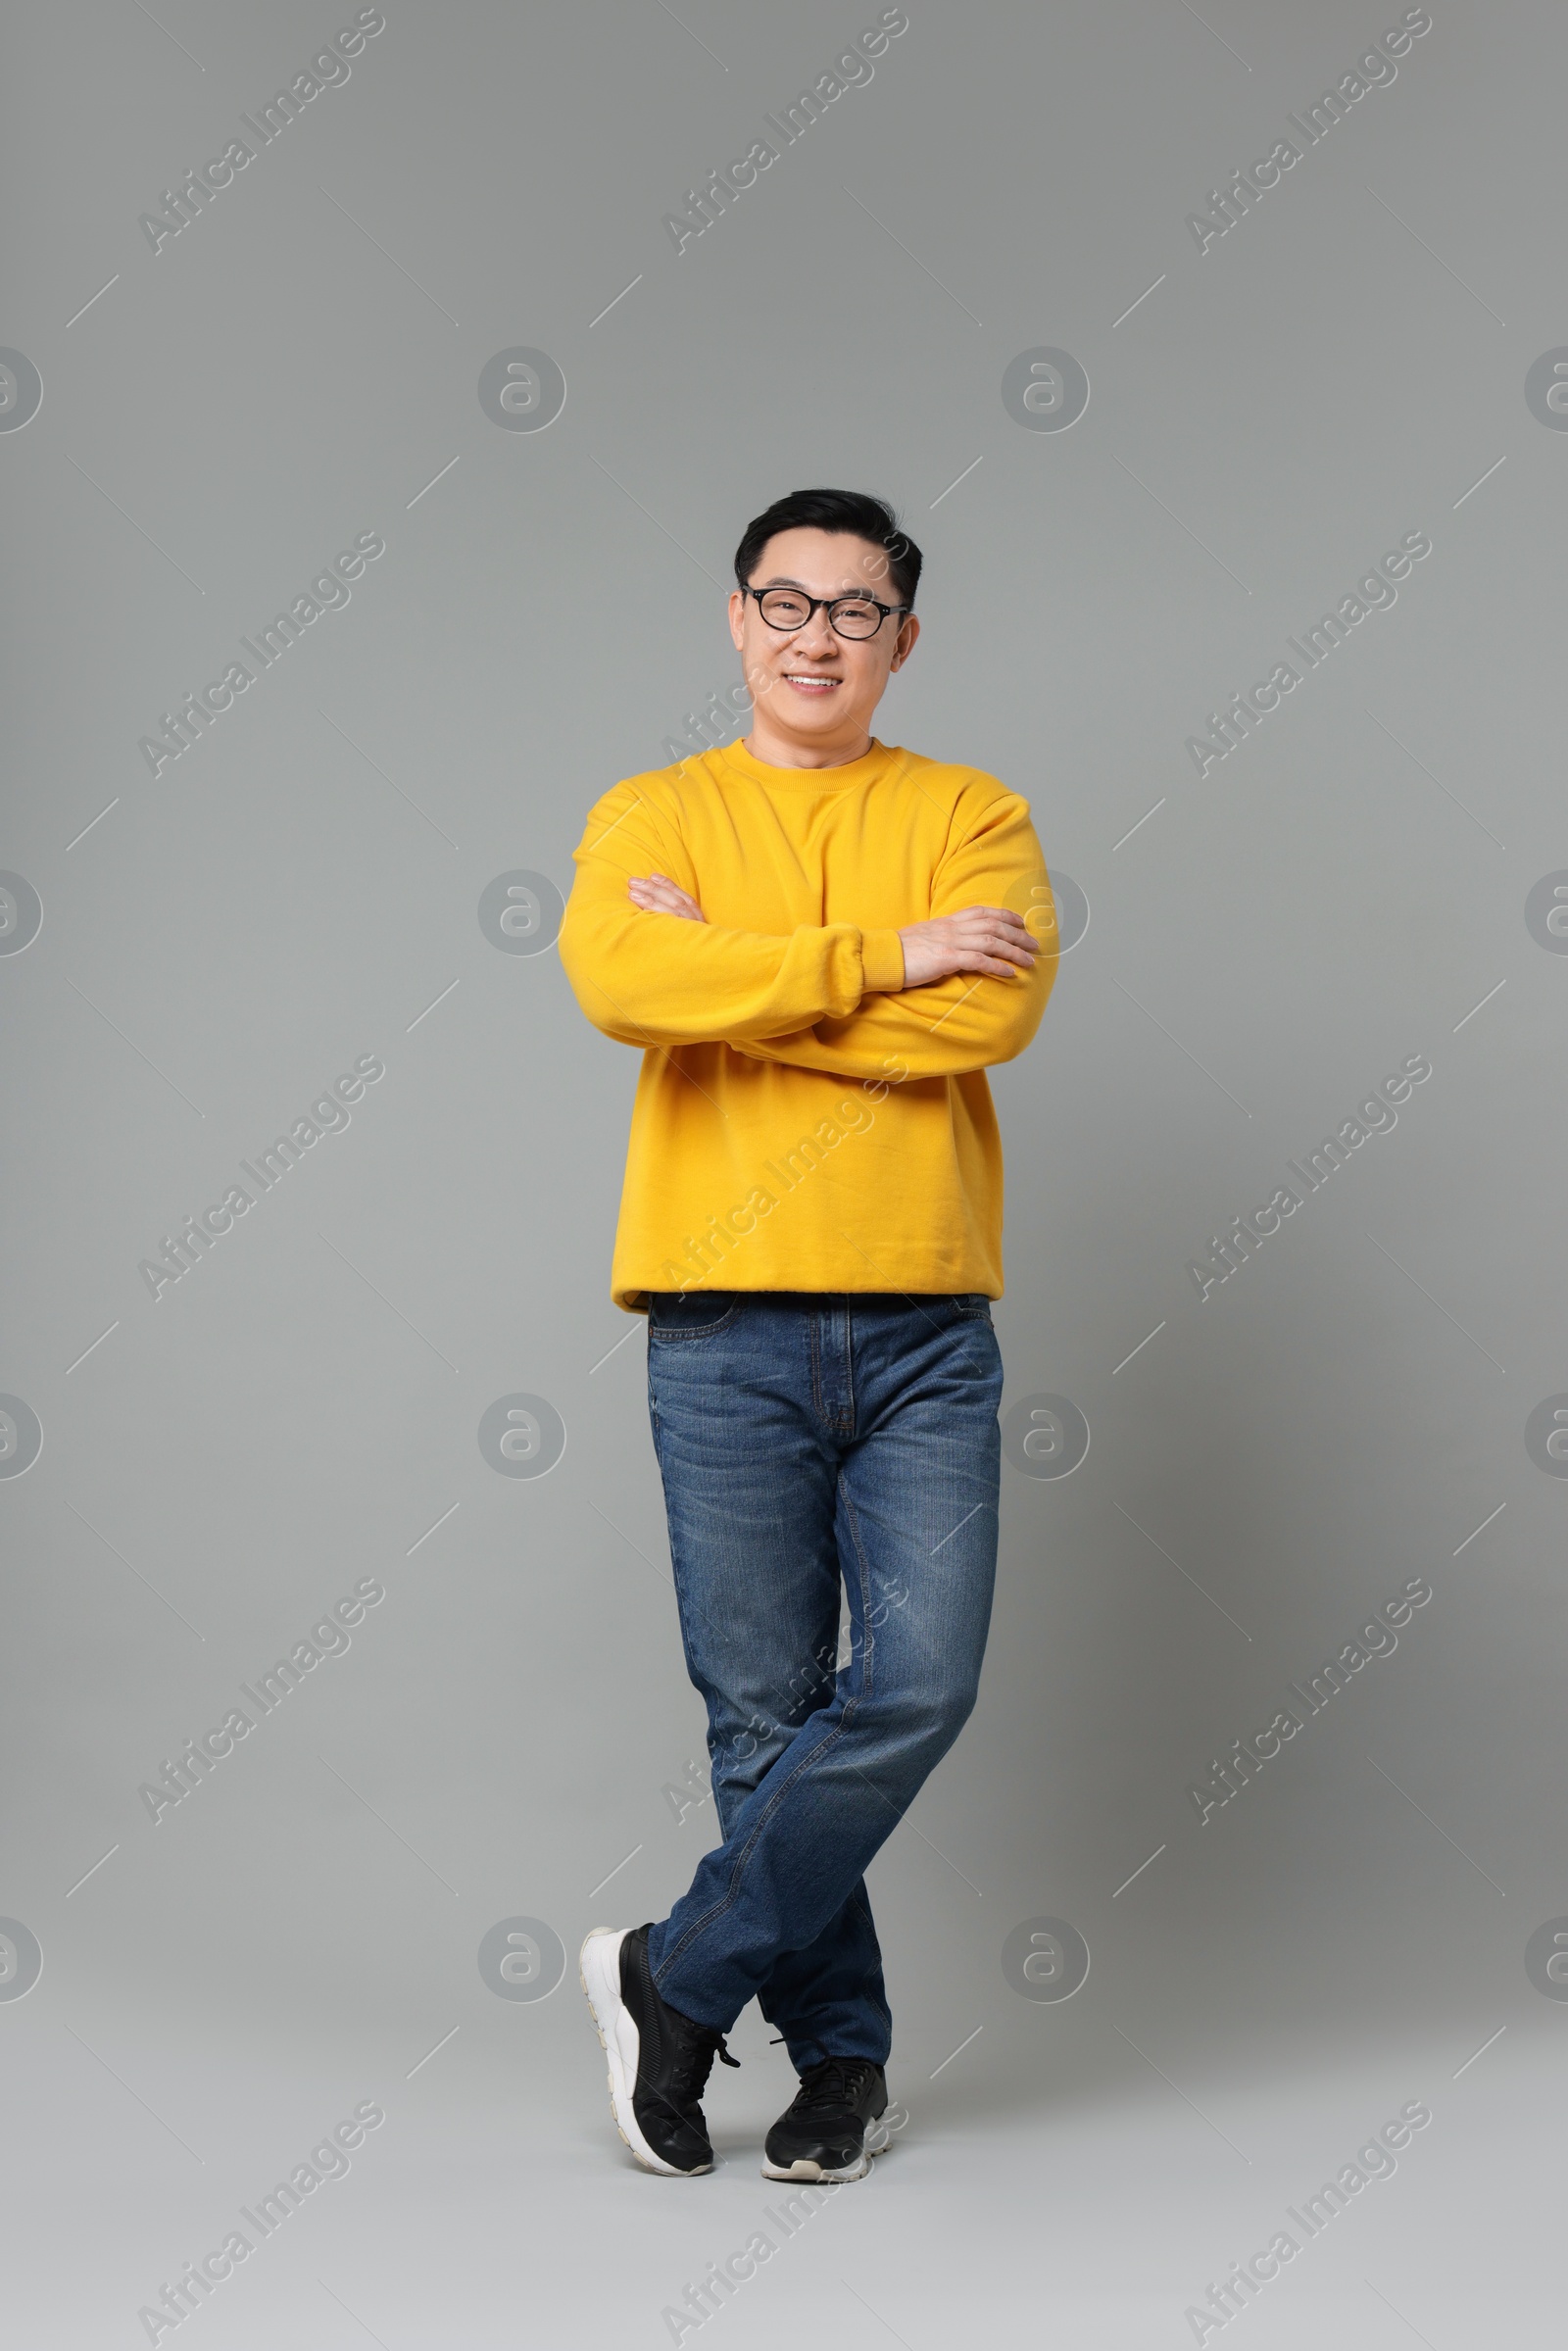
left=578, top=1927, right=710, bottom=2178
left=760, top=2141, right=886, bottom=2183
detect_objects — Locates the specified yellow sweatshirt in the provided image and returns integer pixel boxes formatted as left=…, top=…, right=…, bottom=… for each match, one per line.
left=559, top=734, right=1055, bottom=1311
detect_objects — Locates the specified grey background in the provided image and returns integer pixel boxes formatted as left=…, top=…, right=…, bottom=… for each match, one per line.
left=4, top=0, right=1564, bottom=2340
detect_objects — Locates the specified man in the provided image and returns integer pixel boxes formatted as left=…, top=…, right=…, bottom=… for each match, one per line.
left=560, top=486, right=1055, bottom=2182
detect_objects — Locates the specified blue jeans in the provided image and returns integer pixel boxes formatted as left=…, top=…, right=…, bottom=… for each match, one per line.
left=643, top=1290, right=1004, bottom=2068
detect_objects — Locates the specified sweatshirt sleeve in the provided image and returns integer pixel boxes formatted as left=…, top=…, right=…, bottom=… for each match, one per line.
left=558, top=777, right=894, bottom=1049
left=729, top=787, right=1057, bottom=1079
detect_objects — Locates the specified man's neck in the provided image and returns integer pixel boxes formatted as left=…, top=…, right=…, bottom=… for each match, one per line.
left=741, top=722, right=874, bottom=770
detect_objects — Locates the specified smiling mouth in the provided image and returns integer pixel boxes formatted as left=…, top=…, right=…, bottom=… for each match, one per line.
left=782, top=673, right=841, bottom=690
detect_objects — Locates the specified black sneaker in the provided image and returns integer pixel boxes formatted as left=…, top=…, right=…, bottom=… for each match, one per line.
left=579, top=1924, right=738, bottom=2176
left=762, top=2055, right=889, bottom=2182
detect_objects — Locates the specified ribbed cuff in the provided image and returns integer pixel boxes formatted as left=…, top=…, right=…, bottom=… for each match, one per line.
left=859, top=928, right=906, bottom=994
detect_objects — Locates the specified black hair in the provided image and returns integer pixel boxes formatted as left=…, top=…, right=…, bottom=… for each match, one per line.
left=733, top=487, right=922, bottom=611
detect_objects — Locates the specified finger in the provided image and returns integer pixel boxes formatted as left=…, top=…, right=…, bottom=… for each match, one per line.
left=956, top=911, right=1032, bottom=944
left=956, top=950, right=1034, bottom=978
left=640, top=887, right=704, bottom=920
left=957, top=924, right=1033, bottom=963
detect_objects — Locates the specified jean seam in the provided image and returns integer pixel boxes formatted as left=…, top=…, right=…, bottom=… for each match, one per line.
left=650, top=1303, right=742, bottom=1343
left=834, top=1470, right=877, bottom=1708
left=652, top=1705, right=861, bottom=1991
left=653, top=1472, right=879, bottom=1997
left=809, top=1303, right=853, bottom=1435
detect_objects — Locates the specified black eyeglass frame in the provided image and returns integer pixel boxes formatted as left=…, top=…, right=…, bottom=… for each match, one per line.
left=738, top=584, right=913, bottom=639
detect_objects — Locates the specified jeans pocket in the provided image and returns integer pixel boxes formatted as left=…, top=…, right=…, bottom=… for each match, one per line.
left=949, top=1292, right=995, bottom=1322
left=648, top=1290, right=743, bottom=1342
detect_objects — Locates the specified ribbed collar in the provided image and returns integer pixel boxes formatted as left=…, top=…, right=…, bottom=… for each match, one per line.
left=712, top=735, right=899, bottom=793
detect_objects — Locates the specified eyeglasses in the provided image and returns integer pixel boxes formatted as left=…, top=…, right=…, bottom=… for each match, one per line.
left=739, top=585, right=911, bottom=641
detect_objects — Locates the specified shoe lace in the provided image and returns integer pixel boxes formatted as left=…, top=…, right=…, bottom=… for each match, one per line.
left=667, top=2022, right=740, bottom=2109
left=792, top=2055, right=877, bottom=2113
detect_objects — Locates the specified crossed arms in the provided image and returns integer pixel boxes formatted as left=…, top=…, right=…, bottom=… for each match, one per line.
left=557, top=778, right=1057, bottom=1081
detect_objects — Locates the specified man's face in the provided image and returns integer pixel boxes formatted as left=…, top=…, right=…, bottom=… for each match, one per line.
left=727, top=526, right=919, bottom=753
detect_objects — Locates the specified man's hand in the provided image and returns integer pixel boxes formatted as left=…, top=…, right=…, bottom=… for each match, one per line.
left=628, top=873, right=705, bottom=922
left=897, top=905, right=1040, bottom=988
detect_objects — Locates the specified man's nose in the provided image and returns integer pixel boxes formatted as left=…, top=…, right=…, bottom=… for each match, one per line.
left=792, top=606, right=839, bottom=654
